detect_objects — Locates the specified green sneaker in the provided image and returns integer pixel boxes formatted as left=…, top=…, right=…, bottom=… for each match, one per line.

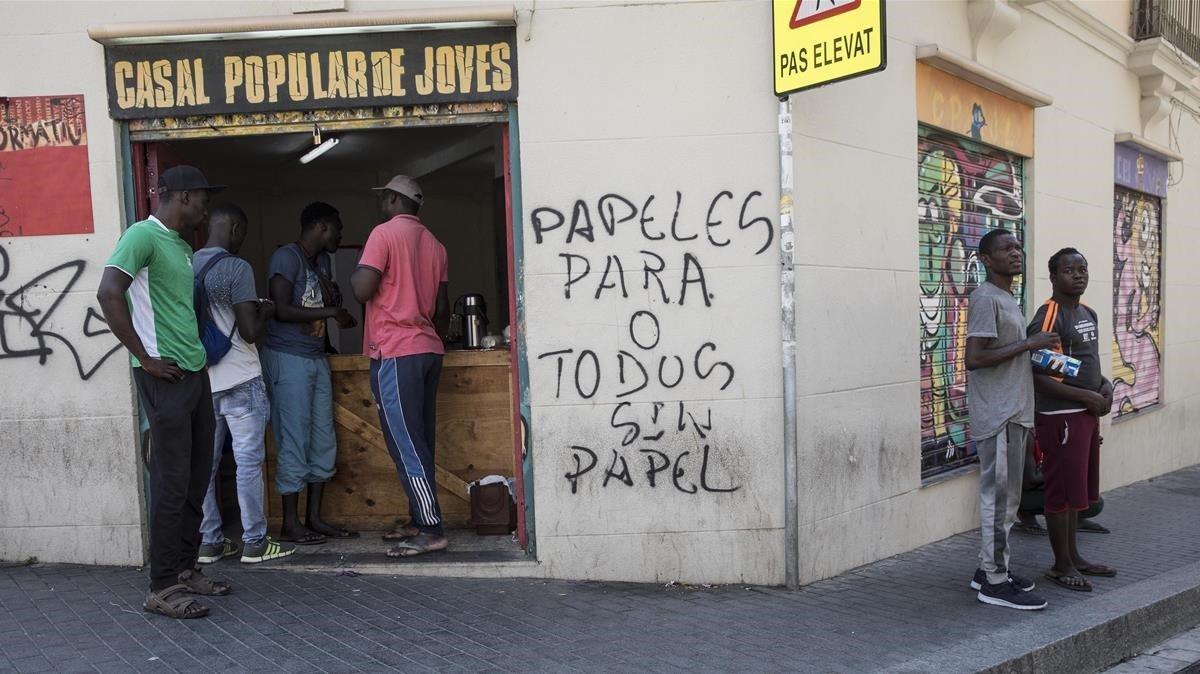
left=241, top=537, right=297, bottom=564
left=197, top=537, right=239, bottom=565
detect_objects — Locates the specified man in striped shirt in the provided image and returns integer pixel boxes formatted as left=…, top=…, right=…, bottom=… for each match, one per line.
left=97, top=166, right=231, bottom=619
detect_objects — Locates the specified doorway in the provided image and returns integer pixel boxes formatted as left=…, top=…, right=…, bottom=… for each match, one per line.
left=128, top=115, right=529, bottom=561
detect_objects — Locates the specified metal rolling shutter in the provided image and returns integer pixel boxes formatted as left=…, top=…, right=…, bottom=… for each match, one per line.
left=1112, top=187, right=1163, bottom=416
left=917, top=126, right=1027, bottom=477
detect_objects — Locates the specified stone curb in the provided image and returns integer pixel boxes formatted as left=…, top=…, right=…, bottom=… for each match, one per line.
left=884, top=560, right=1200, bottom=673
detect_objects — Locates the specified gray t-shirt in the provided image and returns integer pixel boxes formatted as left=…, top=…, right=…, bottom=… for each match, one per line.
left=966, top=281, right=1035, bottom=440
left=264, top=243, right=333, bottom=359
left=193, top=247, right=261, bottom=392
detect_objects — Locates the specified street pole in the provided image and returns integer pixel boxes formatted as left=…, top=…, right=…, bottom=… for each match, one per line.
left=778, top=95, right=799, bottom=590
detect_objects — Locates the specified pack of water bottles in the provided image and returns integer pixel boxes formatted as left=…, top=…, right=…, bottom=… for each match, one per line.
left=1031, top=349, right=1082, bottom=377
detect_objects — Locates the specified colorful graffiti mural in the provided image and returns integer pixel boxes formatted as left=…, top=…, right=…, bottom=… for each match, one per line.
left=1112, top=188, right=1162, bottom=416
left=918, top=128, right=1025, bottom=476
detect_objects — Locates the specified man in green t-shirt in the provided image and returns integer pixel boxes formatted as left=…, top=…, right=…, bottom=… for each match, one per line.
left=97, top=166, right=232, bottom=620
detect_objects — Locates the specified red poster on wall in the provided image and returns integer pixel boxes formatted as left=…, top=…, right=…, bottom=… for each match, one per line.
left=0, top=95, right=94, bottom=237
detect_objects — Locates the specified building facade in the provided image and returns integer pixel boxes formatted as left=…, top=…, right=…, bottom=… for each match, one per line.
left=1, top=0, right=1198, bottom=587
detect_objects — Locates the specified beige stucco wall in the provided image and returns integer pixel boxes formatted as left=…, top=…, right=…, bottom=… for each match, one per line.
left=0, top=0, right=307, bottom=566
left=790, top=0, right=1200, bottom=583
left=1, top=0, right=1197, bottom=587
left=1079, top=0, right=1133, bottom=35
left=515, top=1, right=785, bottom=585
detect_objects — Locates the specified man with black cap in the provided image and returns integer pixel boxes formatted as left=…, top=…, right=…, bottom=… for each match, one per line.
left=352, top=174, right=451, bottom=558
left=97, top=166, right=233, bottom=619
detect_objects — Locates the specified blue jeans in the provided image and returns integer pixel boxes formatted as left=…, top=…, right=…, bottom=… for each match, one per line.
left=260, top=348, right=336, bottom=495
left=200, top=377, right=270, bottom=545
left=369, top=354, right=444, bottom=535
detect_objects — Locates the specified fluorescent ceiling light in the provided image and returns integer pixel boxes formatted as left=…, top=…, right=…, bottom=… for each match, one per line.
left=300, top=137, right=340, bottom=164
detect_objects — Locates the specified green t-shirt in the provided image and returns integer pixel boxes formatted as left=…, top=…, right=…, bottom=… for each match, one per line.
left=105, top=216, right=207, bottom=372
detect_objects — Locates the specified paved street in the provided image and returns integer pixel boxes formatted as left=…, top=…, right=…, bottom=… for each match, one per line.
left=3, top=465, right=1200, bottom=673
left=1105, top=624, right=1200, bottom=673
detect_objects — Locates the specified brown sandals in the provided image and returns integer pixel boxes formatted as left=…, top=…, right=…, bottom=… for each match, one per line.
left=143, top=584, right=210, bottom=619
left=178, top=568, right=233, bottom=596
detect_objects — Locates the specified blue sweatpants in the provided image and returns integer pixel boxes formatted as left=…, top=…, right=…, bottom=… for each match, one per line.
left=260, top=348, right=336, bottom=495
left=369, top=354, right=444, bottom=535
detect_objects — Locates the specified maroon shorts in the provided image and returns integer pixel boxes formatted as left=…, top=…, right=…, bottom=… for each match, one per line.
left=1035, top=411, right=1100, bottom=513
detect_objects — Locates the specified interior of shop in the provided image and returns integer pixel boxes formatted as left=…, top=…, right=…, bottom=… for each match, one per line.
left=175, top=123, right=512, bottom=350
left=157, top=122, right=523, bottom=557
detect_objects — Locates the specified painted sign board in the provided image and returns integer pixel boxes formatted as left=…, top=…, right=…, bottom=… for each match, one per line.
left=915, top=62, right=1034, bottom=157
left=103, top=27, right=517, bottom=120
left=773, top=0, right=886, bottom=96
left=0, top=95, right=94, bottom=237
left=1115, top=142, right=1168, bottom=198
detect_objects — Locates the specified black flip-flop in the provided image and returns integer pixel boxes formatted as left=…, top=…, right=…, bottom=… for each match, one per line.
left=307, top=521, right=360, bottom=539
left=1012, top=521, right=1047, bottom=535
left=1043, top=571, right=1092, bottom=592
left=1078, top=564, right=1117, bottom=577
left=1078, top=520, right=1111, bottom=534
left=278, top=530, right=327, bottom=546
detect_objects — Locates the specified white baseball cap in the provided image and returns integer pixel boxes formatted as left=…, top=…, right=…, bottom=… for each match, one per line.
left=371, top=174, right=423, bottom=205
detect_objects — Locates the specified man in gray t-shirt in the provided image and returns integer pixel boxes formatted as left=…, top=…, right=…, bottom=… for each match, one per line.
left=260, top=202, right=358, bottom=545
left=193, top=204, right=295, bottom=565
left=964, top=229, right=1059, bottom=611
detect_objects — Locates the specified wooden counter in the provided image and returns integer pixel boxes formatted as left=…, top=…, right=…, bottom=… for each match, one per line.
left=265, top=349, right=515, bottom=530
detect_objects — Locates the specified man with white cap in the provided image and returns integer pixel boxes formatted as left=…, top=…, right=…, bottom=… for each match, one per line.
left=352, top=174, right=451, bottom=558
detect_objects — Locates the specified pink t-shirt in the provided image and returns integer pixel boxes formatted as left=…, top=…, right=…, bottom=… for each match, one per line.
left=358, top=214, right=448, bottom=359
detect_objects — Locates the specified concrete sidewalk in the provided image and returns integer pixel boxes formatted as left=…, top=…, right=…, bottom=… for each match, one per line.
left=2, top=465, right=1199, bottom=673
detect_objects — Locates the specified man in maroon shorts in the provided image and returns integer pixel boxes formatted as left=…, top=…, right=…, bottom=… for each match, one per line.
left=1027, top=247, right=1116, bottom=592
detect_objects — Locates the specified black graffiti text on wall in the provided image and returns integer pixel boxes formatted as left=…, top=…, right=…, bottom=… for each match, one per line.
left=0, top=97, right=87, bottom=151
left=532, top=190, right=772, bottom=305
left=536, top=310, right=734, bottom=401
left=530, top=188, right=774, bottom=498
left=0, top=247, right=121, bottom=380
left=563, top=400, right=741, bottom=495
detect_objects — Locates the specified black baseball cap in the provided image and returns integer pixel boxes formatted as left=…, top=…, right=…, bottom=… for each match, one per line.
left=157, top=165, right=224, bottom=193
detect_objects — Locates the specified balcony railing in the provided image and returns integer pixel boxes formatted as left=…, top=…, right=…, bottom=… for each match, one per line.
left=1135, top=0, right=1200, bottom=65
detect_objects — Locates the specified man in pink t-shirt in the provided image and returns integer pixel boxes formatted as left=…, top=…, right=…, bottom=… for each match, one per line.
left=351, top=174, right=451, bottom=558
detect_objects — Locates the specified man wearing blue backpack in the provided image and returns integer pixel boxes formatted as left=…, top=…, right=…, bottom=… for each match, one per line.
left=193, top=204, right=296, bottom=567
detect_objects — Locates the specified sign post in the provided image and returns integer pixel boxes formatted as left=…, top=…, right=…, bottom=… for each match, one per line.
left=772, top=0, right=886, bottom=590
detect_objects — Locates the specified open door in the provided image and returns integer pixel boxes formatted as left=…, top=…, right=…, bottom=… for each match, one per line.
left=501, top=124, right=528, bottom=548
left=136, top=142, right=204, bottom=249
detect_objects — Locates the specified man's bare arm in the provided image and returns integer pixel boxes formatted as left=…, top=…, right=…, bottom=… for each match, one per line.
left=1032, top=373, right=1107, bottom=414
left=269, top=275, right=338, bottom=323
left=965, top=331, right=1060, bottom=371
left=96, top=267, right=183, bottom=381
left=434, top=282, right=450, bottom=339
left=351, top=266, right=382, bottom=304
left=233, top=300, right=272, bottom=343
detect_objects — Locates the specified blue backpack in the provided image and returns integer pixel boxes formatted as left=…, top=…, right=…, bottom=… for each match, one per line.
left=194, top=252, right=237, bottom=365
